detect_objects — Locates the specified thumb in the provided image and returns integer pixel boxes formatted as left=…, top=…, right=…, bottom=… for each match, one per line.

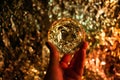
left=46, top=42, right=60, bottom=66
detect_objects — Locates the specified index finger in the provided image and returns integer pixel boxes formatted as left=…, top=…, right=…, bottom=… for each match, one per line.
left=46, top=42, right=60, bottom=66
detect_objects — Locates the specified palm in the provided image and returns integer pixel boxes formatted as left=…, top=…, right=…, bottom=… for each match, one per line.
left=44, top=42, right=87, bottom=80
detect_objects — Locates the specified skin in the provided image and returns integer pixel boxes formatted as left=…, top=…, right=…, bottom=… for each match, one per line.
left=44, top=41, right=88, bottom=80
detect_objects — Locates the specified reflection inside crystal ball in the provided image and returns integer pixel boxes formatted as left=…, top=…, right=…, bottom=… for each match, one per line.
left=48, top=18, right=85, bottom=54
left=58, top=24, right=78, bottom=42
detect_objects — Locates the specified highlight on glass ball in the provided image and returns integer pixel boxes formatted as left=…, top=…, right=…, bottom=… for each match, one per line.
left=48, top=18, right=85, bottom=54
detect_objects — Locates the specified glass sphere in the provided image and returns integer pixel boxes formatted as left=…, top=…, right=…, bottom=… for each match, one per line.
left=48, top=18, right=85, bottom=54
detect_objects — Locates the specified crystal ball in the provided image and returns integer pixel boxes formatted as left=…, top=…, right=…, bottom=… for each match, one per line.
left=48, top=18, right=85, bottom=54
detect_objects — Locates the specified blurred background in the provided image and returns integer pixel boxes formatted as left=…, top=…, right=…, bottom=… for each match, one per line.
left=0, top=0, right=120, bottom=80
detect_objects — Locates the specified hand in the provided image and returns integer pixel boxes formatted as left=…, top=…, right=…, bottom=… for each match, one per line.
left=44, top=41, right=88, bottom=80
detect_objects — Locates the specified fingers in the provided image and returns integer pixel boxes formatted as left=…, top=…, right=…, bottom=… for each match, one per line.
left=69, top=41, right=88, bottom=75
left=46, top=41, right=60, bottom=66
left=64, top=68, right=80, bottom=80
left=60, top=54, right=72, bottom=69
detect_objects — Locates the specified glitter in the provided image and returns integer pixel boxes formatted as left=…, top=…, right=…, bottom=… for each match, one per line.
left=95, top=35, right=99, bottom=39
left=32, top=3, right=36, bottom=7
left=92, top=59, right=95, bottom=62
left=43, top=71, right=46, bottom=75
left=31, top=68, right=38, bottom=73
left=76, top=15, right=80, bottom=19
left=49, top=15, right=52, bottom=18
left=100, top=32, right=105, bottom=37
left=101, top=61, right=106, bottom=65
left=96, top=8, right=105, bottom=19
left=29, top=47, right=34, bottom=53
left=37, top=6, right=40, bottom=10
left=89, top=25, right=93, bottom=29
left=10, top=17, right=16, bottom=32
left=79, top=14, right=84, bottom=19
left=110, top=0, right=118, bottom=3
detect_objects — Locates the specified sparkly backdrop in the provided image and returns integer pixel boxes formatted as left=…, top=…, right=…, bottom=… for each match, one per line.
left=0, top=0, right=120, bottom=80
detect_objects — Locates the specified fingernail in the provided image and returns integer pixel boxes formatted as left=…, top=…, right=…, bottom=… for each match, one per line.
left=83, top=41, right=88, bottom=49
